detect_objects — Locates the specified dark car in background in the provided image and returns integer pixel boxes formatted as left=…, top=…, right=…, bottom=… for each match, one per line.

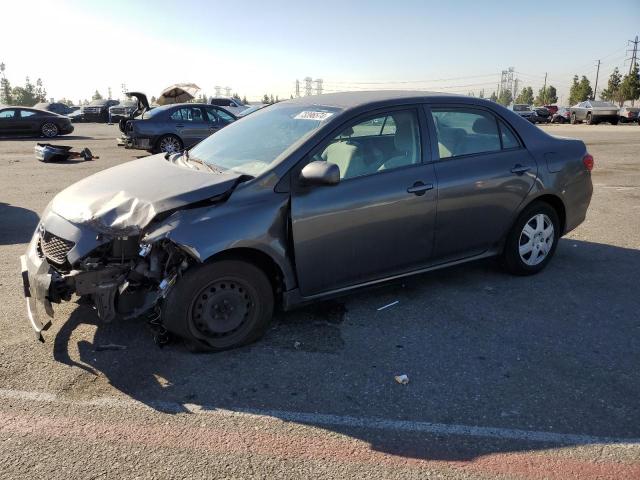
left=122, top=102, right=236, bottom=153
left=532, top=107, right=551, bottom=123
left=0, top=106, right=74, bottom=137
left=108, top=100, right=138, bottom=123
left=82, top=99, right=119, bottom=122
left=33, top=102, right=78, bottom=116
left=551, top=107, right=571, bottom=124
left=20, top=91, right=593, bottom=351
left=570, top=101, right=619, bottom=125
left=510, top=104, right=536, bottom=122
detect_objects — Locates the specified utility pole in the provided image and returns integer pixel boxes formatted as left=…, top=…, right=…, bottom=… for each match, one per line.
left=627, top=35, right=639, bottom=74
left=593, top=60, right=601, bottom=100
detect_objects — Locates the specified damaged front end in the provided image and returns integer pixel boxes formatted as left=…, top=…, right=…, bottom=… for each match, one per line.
left=20, top=213, right=192, bottom=341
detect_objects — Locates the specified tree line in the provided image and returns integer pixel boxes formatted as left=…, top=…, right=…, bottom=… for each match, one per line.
left=0, top=63, right=47, bottom=106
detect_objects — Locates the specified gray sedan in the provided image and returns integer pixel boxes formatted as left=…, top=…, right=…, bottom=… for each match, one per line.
left=570, top=100, right=619, bottom=125
left=121, top=103, right=237, bottom=153
left=21, top=91, right=593, bottom=351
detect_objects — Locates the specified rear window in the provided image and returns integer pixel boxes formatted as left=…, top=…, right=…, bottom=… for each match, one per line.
left=513, top=105, right=530, bottom=112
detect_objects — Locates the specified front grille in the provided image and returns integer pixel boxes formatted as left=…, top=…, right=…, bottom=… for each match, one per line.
left=39, top=231, right=75, bottom=265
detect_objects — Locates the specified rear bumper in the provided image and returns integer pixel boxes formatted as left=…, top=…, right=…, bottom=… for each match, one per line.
left=563, top=173, right=593, bottom=234
left=119, top=134, right=153, bottom=150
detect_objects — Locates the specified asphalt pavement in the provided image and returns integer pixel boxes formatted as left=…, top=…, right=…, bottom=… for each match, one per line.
left=0, top=123, right=638, bottom=479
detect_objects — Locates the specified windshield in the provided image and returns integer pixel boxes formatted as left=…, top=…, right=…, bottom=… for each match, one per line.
left=188, top=104, right=341, bottom=177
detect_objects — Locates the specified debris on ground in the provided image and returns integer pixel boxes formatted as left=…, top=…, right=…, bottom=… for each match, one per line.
left=394, top=374, right=409, bottom=385
left=377, top=300, right=399, bottom=311
left=35, top=143, right=99, bottom=162
left=94, top=343, right=127, bottom=351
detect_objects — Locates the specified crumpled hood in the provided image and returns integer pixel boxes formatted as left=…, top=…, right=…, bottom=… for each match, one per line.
left=50, top=154, right=243, bottom=235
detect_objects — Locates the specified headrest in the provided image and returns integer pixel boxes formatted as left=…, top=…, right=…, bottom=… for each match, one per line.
left=392, top=112, right=414, bottom=152
left=340, top=127, right=354, bottom=137
left=472, top=117, right=496, bottom=134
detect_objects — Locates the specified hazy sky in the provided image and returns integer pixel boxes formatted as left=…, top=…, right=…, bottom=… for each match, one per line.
left=2, top=0, right=639, bottom=103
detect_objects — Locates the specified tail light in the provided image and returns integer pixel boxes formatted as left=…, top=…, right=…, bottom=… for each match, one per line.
left=583, top=153, right=594, bottom=171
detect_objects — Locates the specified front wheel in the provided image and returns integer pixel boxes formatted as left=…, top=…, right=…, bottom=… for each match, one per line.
left=41, top=122, right=59, bottom=138
left=570, top=113, right=577, bottom=124
left=502, top=202, right=560, bottom=276
left=162, top=259, right=274, bottom=352
left=585, top=113, right=593, bottom=125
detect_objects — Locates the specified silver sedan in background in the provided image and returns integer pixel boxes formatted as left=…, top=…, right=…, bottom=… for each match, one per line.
left=570, top=100, right=619, bottom=125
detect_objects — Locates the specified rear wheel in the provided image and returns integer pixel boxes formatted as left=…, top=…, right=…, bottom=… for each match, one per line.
left=156, top=134, right=183, bottom=153
left=162, top=259, right=274, bottom=352
left=503, top=202, right=560, bottom=276
left=41, top=122, right=59, bottom=138
left=570, top=113, right=577, bottom=124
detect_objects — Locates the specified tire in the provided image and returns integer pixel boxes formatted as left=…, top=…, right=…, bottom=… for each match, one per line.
left=558, top=117, right=565, bottom=124
left=502, top=202, right=560, bottom=276
left=156, top=134, right=183, bottom=153
left=162, top=259, right=274, bottom=352
left=610, top=118, right=618, bottom=125
left=570, top=113, right=577, bottom=124
left=41, top=122, right=59, bottom=138
left=585, top=113, right=593, bottom=125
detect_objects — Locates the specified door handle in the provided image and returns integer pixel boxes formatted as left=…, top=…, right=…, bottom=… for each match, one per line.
left=407, top=182, right=434, bottom=195
left=511, top=164, right=531, bottom=175
left=176, top=124, right=185, bottom=128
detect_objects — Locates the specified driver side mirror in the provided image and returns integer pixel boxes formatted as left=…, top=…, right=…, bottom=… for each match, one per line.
left=299, top=160, right=340, bottom=186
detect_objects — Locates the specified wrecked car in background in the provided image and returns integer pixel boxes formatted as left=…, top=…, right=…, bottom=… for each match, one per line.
left=120, top=102, right=236, bottom=153
left=21, top=91, right=593, bottom=351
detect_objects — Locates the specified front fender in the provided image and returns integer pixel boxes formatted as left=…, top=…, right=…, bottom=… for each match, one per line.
left=142, top=191, right=297, bottom=290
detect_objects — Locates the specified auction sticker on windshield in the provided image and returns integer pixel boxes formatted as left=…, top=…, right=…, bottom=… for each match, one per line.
left=294, top=111, right=334, bottom=121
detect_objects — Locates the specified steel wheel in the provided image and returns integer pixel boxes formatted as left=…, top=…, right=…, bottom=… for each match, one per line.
left=41, top=122, right=59, bottom=138
left=158, top=135, right=182, bottom=153
left=190, top=279, right=254, bottom=338
left=518, top=213, right=554, bottom=266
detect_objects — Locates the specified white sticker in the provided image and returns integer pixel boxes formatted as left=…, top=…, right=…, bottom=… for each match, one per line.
left=294, top=111, right=334, bottom=121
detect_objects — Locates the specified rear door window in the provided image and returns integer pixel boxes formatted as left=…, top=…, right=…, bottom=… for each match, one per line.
left=170, top=107, right=206, bottom=122
left=431, top=108, right=501, bottom=158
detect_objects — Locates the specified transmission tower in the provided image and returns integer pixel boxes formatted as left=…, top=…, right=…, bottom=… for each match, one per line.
left=499, top=67, right=514, bottom=97
left=628, top=35, right=639, bottom=74
left=295, top=79, right=300, bottom=97
left=214, top=86, right=221, bottom=97
left=224, top=86, right=231, bottom=97
left=304, top=77, right=313, bottom=96
left=314, top=78, right=323, bottom=95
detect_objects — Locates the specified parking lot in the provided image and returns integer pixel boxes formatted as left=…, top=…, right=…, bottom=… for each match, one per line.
left=0, top=123, right=639, bottom=479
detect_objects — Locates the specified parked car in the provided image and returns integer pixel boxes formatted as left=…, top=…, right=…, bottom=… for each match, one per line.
left=618, top=106, right=639, bottom=123
left=82, top=99, right=119, bottom=122
left=551, top=107, right=571, bottom=124
left=0, top=106, right=74, bottom=137
left=236, top=104, right=268, bottom=118
left=209, top=97, right=249, bottom=115
left=532, top=107, right=551, bottom=124
left=21, top=91, right=594, bottom=350
left=33, top=102, right=77, bottom=116
left=544, top=105, right=559, bottom=115
left=108, top=100, right=138, bottom=123
left=121, top=102, right=236, bottom=153
left=570, top=101, right=619, bottom=125
left=510, top=104, right=536, bottom=122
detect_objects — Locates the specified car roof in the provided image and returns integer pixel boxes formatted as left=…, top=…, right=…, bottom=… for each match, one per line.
left=283, top=90, right=467, bottom=109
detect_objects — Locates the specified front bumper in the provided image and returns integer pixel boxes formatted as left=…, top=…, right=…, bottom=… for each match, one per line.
left=20, top=251, right=54, bottom=341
